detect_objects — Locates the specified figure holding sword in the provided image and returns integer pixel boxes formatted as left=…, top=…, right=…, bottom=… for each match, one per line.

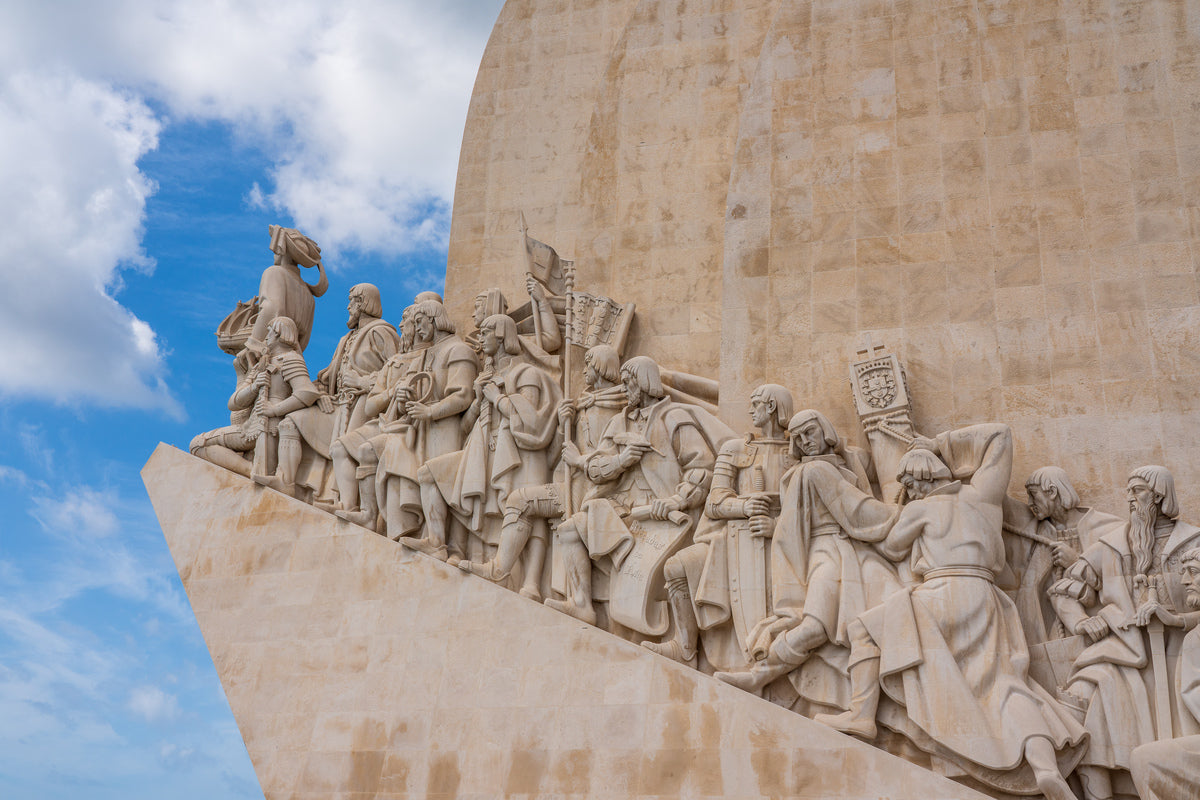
left=641, top=384, right=795, bottom=672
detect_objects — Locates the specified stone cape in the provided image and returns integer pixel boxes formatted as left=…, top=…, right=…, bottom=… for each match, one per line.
left=143, top=443, right=993, bottom=799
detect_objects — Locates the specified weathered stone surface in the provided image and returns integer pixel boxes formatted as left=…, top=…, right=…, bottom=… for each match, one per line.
left=446, top=0, right=1200, bottom=517
left=144, top=443, right=992, bottom=798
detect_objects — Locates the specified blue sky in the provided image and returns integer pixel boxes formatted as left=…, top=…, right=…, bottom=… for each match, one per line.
left=0, top=2, right=505, bottom=796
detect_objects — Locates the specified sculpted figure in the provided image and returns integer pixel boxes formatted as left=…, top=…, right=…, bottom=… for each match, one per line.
left=1049, top=465, right=1200, bottom=800
left=375, top=300, right=478, bottom=540
left=716, top=410, right=903, bottom=713
left=815, top=425, right=1086, bottom=800
left=1129, top=546, right=1200, bottom=800
left=545, top=356, right=736, bottom=633
left=328, top=303, right=420, bottom=528
left=190, top=348, right=258, bottom=477
left=1004, top=467, right=1125, bottom=646
left=641, top=385, right=795, bottom=671
left=246, top=317, right=320, bottom=483
left=457, top=344, right=625, bottom=601
left=470, top=279, right=562, bottom=356
left=407, top=314, right=559, bottom=563
left=254, top=284, right=400, bottom=500
left=247, top=225, right=328, bottom=356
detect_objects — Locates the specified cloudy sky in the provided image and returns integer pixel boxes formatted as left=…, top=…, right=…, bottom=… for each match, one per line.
left=0, top=1, right=505, bottom=796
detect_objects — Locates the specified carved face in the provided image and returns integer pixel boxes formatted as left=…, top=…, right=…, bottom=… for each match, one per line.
left=1026, top=484, right=1061, bottom=521
left=900, top=473, right=936, bottom=500
left=749, top=394, right=772, bottom=429
left=622, top=370, right=644, bottom=407
left=347, top=291, right=365, bottom=328
left=791, top=420, right=829, bottom=457
left=480, top=324, right=501, bottom=356
left=1126, top=480, right=1159, bottom=519
left=1184, top=561, right=1200, bottom=610
left=414, top=312, right=435, bottom=343
left=583, top=357, right=599, bottom=389
left=473, top=296, right=487, bottom=328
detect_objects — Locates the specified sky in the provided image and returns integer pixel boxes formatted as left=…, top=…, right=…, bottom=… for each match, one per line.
left=0, top=1, right=506, bottom=797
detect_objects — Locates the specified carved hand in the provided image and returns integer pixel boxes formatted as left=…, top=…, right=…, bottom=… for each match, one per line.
left=1076, top=616, right=1110, bottom=642
left=562, top=440, right=583, bottom=469
left=263, top=401, right=286, bottom=418
left=527, top=276, right=545, bottom=303
left=253, top=369, right=269, bottom=389
left=749, top=515, right=773, bottom=538
left=619, top=441, right=652, bottom=465
left=650, top=496, right=682, bottom=520
left=1051, top=542, right=1079, bottom=569
left=1135, top=601, right=1183, bottom=628
left=908, top=435, right=938, bottom=452
left=482, top=381, right=502, bottom=404
left=557, top=399, right=576, bottom=425
left=743, top=493, right=771, bottom=518
left=316, top=394, right=335, bottom=414
left=406, top=401, right=434, bottom=422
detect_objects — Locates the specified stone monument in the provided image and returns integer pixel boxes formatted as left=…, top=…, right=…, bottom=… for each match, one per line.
left=149, top=1, right=1200, bottom=797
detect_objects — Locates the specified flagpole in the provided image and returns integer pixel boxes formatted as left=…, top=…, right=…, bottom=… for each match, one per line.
left=561, top=263, right=577, bottom=517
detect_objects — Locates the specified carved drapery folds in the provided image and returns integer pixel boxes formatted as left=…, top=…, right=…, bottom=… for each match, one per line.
left=190, top=226, right=1200, bottom=800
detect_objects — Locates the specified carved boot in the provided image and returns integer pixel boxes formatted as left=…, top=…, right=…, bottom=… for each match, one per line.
left=814, top=656, right=880, bottom=739
left=335, top=476, right=380, bottom=530
left=641, top=576, right=698, bottom=668
left=543, top=523, right=596, bottom=625
left=457, top=559, right=510, bottom=583
left=398, top=536, right=448, bottom=561
left=253, top=472, right=297, bottom=499
left=715, top=659, right=793, bottom=692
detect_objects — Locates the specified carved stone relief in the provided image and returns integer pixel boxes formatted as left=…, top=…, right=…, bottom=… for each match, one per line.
left=192, top=228, right=1200, bottom=800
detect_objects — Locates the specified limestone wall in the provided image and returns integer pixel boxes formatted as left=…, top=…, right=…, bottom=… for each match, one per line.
left=144, top=444, right=992, bottom=799
left=445, top=0, right=1200, bottom=516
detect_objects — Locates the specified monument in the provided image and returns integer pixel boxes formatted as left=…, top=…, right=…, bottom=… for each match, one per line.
left=151, top=1, right=1200, bottom=797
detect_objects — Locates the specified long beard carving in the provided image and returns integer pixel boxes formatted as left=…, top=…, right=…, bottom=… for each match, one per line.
left=1128, top=500, right=1159, bottom=577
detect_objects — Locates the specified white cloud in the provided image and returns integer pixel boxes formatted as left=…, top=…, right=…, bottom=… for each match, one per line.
left=0, top=70, right=180, bottom=417
left=128, top=685, right=180, bottom=724
left=0, top=0, right=503, bottom=415
left=0, top=0, right=503, bottom=255
left=29, top=487, right=122, bottom=540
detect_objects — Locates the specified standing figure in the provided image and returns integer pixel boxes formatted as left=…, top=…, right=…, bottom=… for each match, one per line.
left=408, top=314, right=559, bottom=563
left=246, top=225, right=328, bottom=356
left=376, top=300, right=478, bottom=540
left=1049, top=465, right=1200, bottom=800
left=816, top=425, right=1086, bottom=800
left=545, top=356, right=735, bottom=633
left=641, top=385, right=795, bottom=672
left=716, top=410, right=902, bottom=716
left=329, top=303, right=420, bottom=528
left=254, top=284, right=399, bottom=500
left=1129, top=546, right=1200, bottom=800
left=457, top=344, right=625, bottom=601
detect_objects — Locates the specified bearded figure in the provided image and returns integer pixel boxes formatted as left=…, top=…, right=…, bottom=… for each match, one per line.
left=1050, top=465, right=1200, bottom=800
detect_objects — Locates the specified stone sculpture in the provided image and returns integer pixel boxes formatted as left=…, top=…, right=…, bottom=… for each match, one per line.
left=716, top=410, right=903, bottom=717
left=1050, top=465, right=1200, bottom=800
left=254, top=284, right=400, bottom=501
left=191, top=248, right=1200, bottom=800
left=375, top=300, right=478, bottom=540
left=244, top=316, right=320, bottom=485
left=546, top=356, right=736, bottom=633
left=327, top=303, right=420, bottom=529
left=642, top=384, right=795, bottom=671
left=1129, top=546, right=1200, bottom=800
left=247, top=225, right=328, bottom=357
left=1004, top=467, right=1126, bottom=649
left=457, top=343, right=625, bottom=601
left=190, top=348, right=258, bottom=477
left=407, top=314, right=560, bottom=564
left=816, top=425, right=1087, bottom=800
